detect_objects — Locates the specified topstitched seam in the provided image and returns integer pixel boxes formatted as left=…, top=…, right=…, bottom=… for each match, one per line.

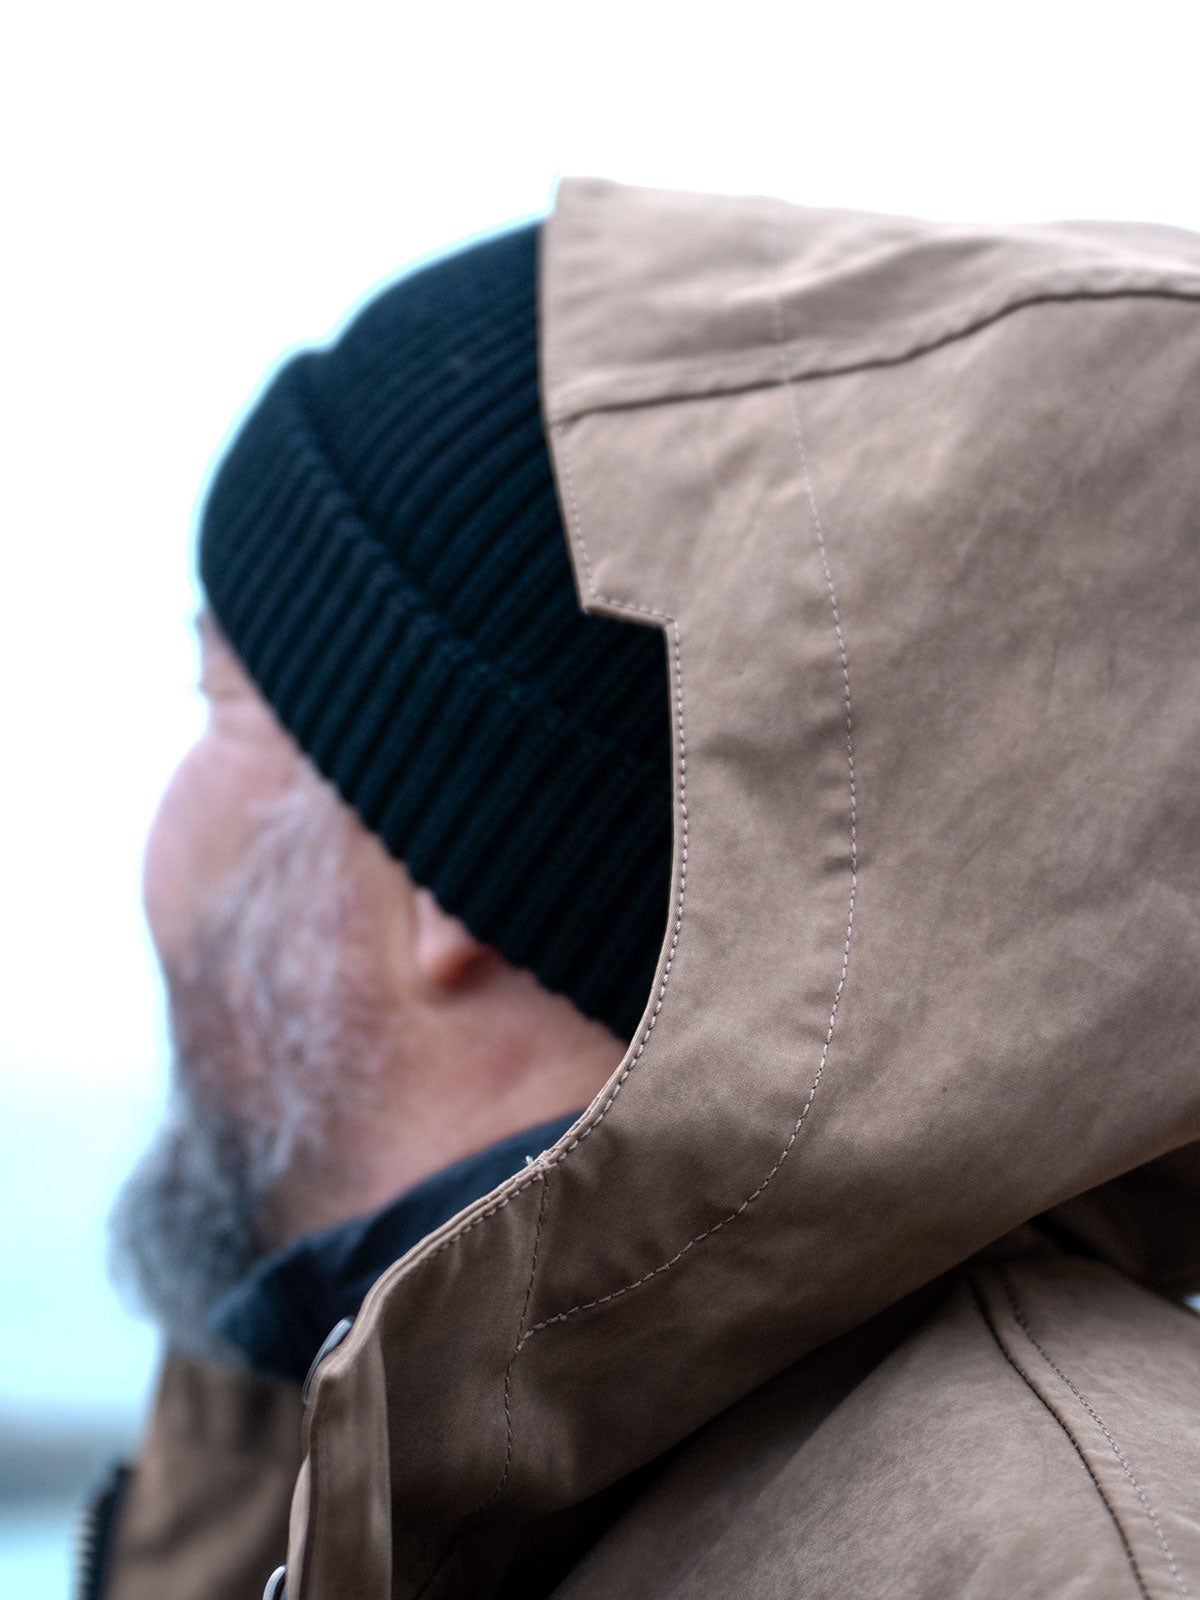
left=388, top=262, right=695, bottom=1309
left=395, top=253, right=1199, bottom=1319
left=1001, top=1273, right=1190, bottom=1599
left=378, top=219, right=863, bottom=1589
left=344, top=223, right=861, bottom=1594
left=413, top=1180, right=551, bottom=1589
left=385, top=600, right=688, bottom=1288
left=969, top=1277, right=1150, bottom=1599
left=484, top=1173, right=549, bottom=1511
left=547, top=417, right=691, bottom=1145
left=506, top=219, right=861, bottom=1347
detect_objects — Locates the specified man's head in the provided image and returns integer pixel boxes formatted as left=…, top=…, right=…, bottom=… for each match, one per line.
left=111, top=222, right=672, bottom=1355
left=198, top=222, right=671, bottom=1035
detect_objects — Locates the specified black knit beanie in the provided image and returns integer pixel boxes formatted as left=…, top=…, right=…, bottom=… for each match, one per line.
left=198, top=224, right=672, bottom=1044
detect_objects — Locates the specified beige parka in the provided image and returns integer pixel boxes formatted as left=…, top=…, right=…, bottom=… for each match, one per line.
left=105, top=178, right=1200, bottom=1600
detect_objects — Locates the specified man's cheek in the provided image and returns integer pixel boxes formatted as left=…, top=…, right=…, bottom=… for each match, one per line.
left=142, top=730, right=282, bottom=966
left=143, top=773, right=199, bottom=967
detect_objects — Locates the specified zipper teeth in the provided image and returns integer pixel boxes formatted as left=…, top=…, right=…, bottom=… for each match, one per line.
left=74, top=1462, right=131, bottom=1600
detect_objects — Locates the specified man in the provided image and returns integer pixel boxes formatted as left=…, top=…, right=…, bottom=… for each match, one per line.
left=95, top=180, right=1200, bottom=1598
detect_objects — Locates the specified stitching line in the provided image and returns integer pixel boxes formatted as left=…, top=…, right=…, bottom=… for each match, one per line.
left=382, top=219, right=863, bottom=1581
left=505, top=219, right=861, bottom=1348
left=481, top=1174, right=550, bottom=1512
left=384, top=602, right=688, bottom=1285
left=547, top=427, right=691, bottom=1141
left=386, top=266, right=695, bottom=1303
left=1001, top=1273, right=1190, bottom=1599
left=969, top=1277, right=1150, bottom=1599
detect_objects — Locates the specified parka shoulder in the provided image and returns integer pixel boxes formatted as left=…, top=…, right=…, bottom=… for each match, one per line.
left=554, top=1255, right=1200, bottom=1600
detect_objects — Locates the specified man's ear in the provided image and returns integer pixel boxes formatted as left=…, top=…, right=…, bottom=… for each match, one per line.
left=413, top=887, right=491, bottom=987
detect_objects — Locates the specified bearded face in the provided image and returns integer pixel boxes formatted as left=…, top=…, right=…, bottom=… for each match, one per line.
left=109, top=769, right=386, bottom=1359
left=111, top=615, right=622, bottom=1360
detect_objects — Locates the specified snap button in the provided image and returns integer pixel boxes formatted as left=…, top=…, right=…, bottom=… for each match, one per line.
left=302, top=1315, right=355, bottom=1404
left=263, top=1564, right=287, bottom=1600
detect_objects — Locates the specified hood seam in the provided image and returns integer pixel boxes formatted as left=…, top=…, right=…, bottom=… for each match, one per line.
left=491, top=1173, right=550, bottom=1514
left=508, top=214, right=861, bottom=1346
left=334, top=595, right=687, bottom=1346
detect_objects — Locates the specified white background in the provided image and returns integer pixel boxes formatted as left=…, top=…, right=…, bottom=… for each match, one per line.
left=2, top=0, right=1198, bottom=1439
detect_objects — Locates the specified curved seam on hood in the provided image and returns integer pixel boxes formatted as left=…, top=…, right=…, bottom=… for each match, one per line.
left=336, top=532, right=689, bottom=1320
left=489, top=1173, right=550, bottom=1513
left=509, top=217, right=860, bottom=1348
left=403, top=1188, right=554, bottom=1600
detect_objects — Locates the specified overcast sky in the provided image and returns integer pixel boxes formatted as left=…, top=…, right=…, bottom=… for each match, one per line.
left=3, top=0, right=1198, bottom=1422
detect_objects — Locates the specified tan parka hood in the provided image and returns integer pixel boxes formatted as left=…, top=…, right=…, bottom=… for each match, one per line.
left=280, top=180, right=1200, bottom=1599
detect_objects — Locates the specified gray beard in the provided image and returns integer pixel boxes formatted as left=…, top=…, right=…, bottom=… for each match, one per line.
left=106, top=1089, right=271, bottom=1363
left=108, top=774, right=384, bottom=1362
